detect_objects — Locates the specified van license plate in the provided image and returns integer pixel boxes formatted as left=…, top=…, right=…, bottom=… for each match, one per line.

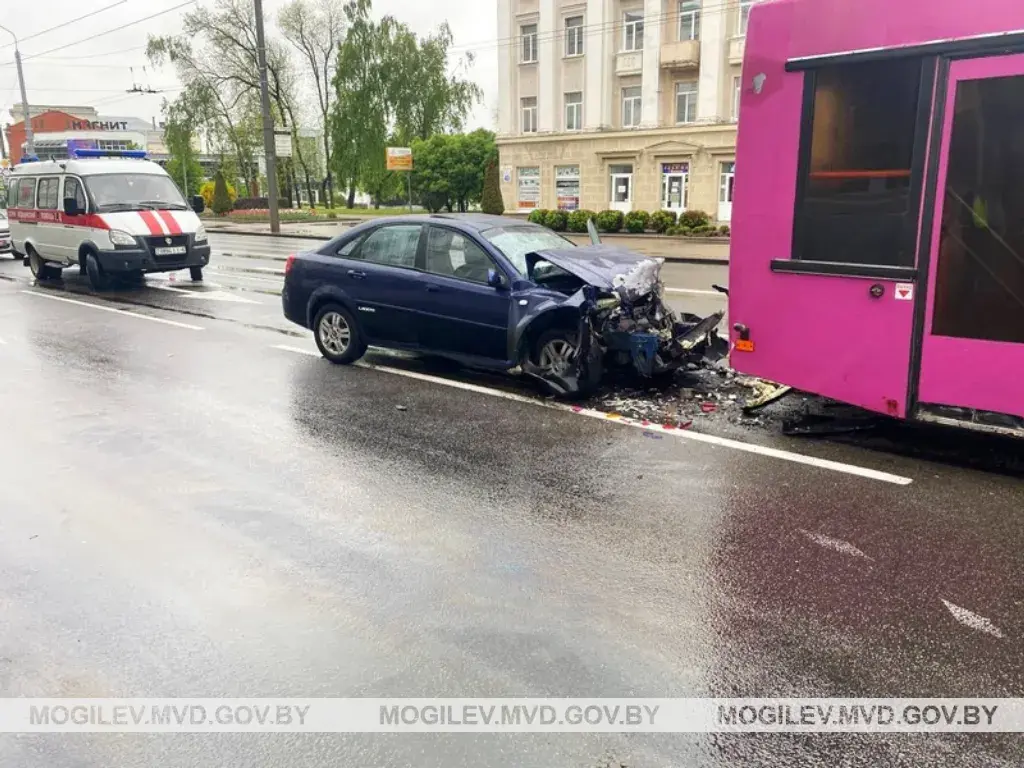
left=154, top=246, right=186, bottom=256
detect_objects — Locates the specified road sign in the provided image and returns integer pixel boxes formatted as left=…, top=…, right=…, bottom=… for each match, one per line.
left=386, top=147, right=413, bottom=171
left=274, top=131, right=293, bottom=158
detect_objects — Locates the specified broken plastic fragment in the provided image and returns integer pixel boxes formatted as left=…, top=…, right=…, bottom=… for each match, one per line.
left=701, top=402, right=717, bottom=414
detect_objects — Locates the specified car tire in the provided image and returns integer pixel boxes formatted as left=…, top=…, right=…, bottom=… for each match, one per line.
left=313, top=304, right=365, bottom=364
left=85, top=252, right=111, bottom=291
left=533, top=327, right=602, bottom=397
left=27, top=247, right=61, bottom=281
left=190, top=266, right=203, bottom=282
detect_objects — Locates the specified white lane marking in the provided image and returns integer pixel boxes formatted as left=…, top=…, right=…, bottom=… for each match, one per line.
left=798, top=529, right=875, bottom=561
left=273, top=344, right=319, bottom=357
left=148, top=284, right=262, bottom=304
left=664, top=288, right=725, bottom=296
left=21, top=291, right=204, bottom=330
left=216, top=264, right=284, bottom=276
left=271, top=344, right=913, bottom=485
left=942, top=599, right=1005, bottom=639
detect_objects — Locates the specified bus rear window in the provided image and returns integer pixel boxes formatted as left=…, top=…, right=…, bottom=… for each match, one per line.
left=793, top=58, right=924, bottom=268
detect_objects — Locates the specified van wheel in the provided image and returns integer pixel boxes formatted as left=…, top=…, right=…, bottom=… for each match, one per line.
left=85, top=252, right=111, bottom=291
left=313, top=304, right=365, bottom=364
left=27, top=247, right=61, bottom=281
left=189, top=266, right=203, bottom=282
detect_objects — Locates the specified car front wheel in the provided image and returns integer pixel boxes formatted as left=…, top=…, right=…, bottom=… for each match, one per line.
left=313, top=304, right=365, bottom=364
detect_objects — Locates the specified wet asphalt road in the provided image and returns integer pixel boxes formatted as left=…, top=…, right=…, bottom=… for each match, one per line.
left=0, top=243, right=1022, bottom=767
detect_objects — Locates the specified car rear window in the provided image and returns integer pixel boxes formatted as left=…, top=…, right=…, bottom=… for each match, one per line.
left=481, top=226, right=574, bottom=275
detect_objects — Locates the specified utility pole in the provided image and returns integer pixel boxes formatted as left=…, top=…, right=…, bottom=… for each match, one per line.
left=253, top=0, right=280, bottom=233
left=0, top=24, right=34, bottom=158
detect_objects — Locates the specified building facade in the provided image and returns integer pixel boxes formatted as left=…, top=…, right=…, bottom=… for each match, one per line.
left=496, top=0, right=756, bottom=221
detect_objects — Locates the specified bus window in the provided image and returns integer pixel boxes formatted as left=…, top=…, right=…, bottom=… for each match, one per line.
left=792, top=58, right=924, bottom=268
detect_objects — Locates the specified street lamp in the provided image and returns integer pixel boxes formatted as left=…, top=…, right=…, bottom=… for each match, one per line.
left=0, top=24, right=35, bottom=157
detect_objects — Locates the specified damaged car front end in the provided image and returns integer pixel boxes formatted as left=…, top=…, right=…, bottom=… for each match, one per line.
left=513, top=246, right=726, bottom=396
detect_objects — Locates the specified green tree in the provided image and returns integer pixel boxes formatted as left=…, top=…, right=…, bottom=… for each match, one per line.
left=480, top=158, right=504, bottom=215
left=411, top=130, right=495, bottom=213
left=212, top=170, right=233, bottom=215
left=162, top=91, right=207, bottom=197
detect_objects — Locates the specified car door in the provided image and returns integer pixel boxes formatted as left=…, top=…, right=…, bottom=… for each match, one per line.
left=341, top=223, right=426, bottom=345
left=417, top=225, right=512, bottom=363
left=34, top=176, right=65, bottom=261
left=61, top=176, right=89, bottom=265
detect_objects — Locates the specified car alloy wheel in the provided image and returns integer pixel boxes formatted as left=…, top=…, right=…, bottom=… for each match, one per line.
left=318, top=310, right=352, bottom=357
left=537, top=337, right=576, bottom=375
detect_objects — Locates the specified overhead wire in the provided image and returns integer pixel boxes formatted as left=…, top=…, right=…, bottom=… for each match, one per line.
left=0, top=0, right=130, bottom=51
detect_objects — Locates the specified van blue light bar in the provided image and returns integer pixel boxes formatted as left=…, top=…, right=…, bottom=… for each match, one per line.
left=71, top=149, right=148, bottom=159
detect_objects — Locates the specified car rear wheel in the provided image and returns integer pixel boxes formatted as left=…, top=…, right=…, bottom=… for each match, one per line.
left=27, top=247, right=61, bottom=281
left=313, top=304, right=365, bottom=364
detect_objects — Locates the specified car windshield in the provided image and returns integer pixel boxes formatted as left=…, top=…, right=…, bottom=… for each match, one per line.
left=482, top=225, right=575, bottom=275
left=85, top=174, right=188, bottom=212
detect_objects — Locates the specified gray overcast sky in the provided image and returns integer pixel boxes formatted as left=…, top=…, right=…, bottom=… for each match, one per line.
left=0, top=0, right=498, bottom=133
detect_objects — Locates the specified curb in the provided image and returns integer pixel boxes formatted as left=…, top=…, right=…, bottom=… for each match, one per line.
left=207, top=227, right=731, bottom=266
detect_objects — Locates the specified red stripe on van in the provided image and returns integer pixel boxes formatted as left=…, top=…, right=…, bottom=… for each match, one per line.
left=155, top=210, right=182, bottom=235
left=137, top=210, right=163, bottom=235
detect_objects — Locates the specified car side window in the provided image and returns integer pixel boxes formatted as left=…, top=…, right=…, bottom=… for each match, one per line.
left=358, top=225, right=421, bottom=269
left=64, top=177, right=87, bottom=210
left=17, top=178, right=36, bottom=208
left=336, top=235, right=363, bottom=258
left=37, top=177, right=59, bottom=210
left=425, top=226, right=496, bottom=284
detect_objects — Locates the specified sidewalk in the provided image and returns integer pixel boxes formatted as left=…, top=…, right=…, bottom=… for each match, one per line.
left=204, top=220, right=730, bottom=265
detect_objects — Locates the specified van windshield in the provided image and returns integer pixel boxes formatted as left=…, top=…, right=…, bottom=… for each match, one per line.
left=85, top=174, right=188, bottom=212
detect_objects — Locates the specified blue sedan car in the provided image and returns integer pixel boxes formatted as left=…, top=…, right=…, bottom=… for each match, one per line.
left=281, top=214, right=723, bottom=395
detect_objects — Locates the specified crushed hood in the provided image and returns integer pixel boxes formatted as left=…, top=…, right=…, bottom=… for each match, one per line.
left=526, top=246, right=663, bottom=300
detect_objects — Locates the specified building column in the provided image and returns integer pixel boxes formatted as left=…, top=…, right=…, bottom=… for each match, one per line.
left=584, top=0, right=605, bottom=130
left=538, top=0, right=557, bottom=132
left=640, top=0, right=662, bottom=127
left=497, top=0, right=514, bottom=135
left=696, top=0, right=724, bottom=121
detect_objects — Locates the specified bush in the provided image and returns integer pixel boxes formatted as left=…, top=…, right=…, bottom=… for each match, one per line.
left=567, top=209, right=595, bottom=233
left=718, top=224, right=731, bottom=236
left=233, top=197, right=270, bottom=211
left=200, top=177, right=237, bottom=211
left=211, top=170, right=234, bottom=216
left=527, top=209, right=549, bottom=225
left=623, top=210, right=650, bottom=234
left=544, top=209, right=569, bottom=231
left=480, top=160, right=505, bottom=215
left=595, top=209, right=624, bottom=233
left=678, top=209, right=711, bottom=229
left=650, top=210, right=677, bottom=234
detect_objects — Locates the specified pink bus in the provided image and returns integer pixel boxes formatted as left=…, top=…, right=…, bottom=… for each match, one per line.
left=730, top=0, right=1024, bottom=435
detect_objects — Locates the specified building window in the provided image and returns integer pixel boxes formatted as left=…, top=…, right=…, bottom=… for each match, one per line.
left=98, top=139, right=132, bottom=151
left=621, top=86, right=642, bottom=127
left=738, top=0, right=754, bottom=36
left=564, top=92, right=583, bottom=131
left=718, top=162, right=736, bottom=222
left=565, top=16, right=584, bottom=56
left=792, top=58, right=923, bottom=266
left=517, top=167, right=541, bottom=210
left=555, top=165, right=580, bottom=211
left=521, top=24, right=538, bottom=63
left=662, top=162, right=689, bottom=211
left=521, top=97, right=538, bottom=133
left=622, top=11, right=644, bottom=52
left=675, top=82, right=698, bottom=124
left=732, top=76, right=742, bottom=121
left=679, top=0, right=700, bottom=41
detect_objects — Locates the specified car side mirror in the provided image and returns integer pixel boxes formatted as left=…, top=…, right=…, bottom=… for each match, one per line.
left=63, top=197, right=81, bottom=217
left=191, top=195, right=205, bottom=214
left=487, top=268, right=507, bottom=289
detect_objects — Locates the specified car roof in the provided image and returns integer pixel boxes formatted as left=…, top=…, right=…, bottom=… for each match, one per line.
left=348, top=213, right=540, bottom=233
left=10, top=158, right=167, bottom=177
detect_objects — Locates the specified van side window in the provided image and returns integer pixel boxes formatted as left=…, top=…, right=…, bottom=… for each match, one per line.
left=37, top=177, right=60, bottom=210
left=64, top=178, right=87, bottom=211
left=16, top=178, right=36, bottom=208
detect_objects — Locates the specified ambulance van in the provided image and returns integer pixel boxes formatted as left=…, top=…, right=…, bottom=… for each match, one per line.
left=7, top=149, right=211, bottom=289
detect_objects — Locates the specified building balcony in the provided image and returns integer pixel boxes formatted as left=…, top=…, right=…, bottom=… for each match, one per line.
left=728, top=36, right=745, bottom=65
left=615, top=51, right=643, bottom=76
left=660, top=39, right=700, bottom=70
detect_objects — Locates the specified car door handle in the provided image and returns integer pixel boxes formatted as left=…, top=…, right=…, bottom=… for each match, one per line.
left=347, top=270, right=366, bottom=279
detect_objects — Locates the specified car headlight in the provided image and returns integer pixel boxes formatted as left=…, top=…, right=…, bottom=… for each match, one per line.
left=193, top=225, right=208, bottom=243
left=109, top=229, right=137, bottom=246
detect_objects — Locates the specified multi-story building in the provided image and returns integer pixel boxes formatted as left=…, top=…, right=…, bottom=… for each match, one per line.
left=496, top=0, right=756, bottom=221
